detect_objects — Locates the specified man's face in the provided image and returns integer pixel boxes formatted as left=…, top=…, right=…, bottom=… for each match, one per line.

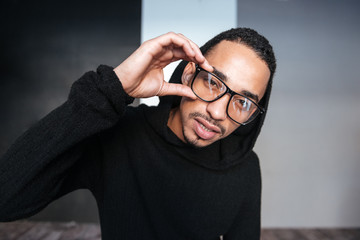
left=168, top=40, right=270, bottom=148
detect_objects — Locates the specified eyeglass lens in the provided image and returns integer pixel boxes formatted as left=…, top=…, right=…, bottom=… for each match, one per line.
left=192, top=69, right=260, bottom=124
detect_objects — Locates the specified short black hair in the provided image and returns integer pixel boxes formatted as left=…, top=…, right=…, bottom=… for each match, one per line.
left=200, top=27, right=276, bottom=80
left=162, top=28, right=276, bottom=109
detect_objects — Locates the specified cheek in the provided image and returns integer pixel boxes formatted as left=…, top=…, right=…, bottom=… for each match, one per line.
left=179, top=99, right=195, bottom=125
left=180, top=98, right=205, bottom=114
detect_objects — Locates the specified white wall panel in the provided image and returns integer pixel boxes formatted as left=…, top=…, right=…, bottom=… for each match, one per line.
left=141, top=0, right=236, bottom=105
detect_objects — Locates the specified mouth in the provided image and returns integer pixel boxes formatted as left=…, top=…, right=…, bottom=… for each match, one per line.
left=193, top=116, right=222, bottom=140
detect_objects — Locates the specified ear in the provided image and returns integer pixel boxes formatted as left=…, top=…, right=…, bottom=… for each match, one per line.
left=181, top=62, right=196, bottom=86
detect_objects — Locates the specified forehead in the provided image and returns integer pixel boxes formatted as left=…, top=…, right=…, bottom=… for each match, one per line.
left=205, top=40, right=270, bottom=100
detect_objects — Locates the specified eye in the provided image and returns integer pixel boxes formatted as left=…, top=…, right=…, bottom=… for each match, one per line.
left=237, top=99, right=247, bottom=107
left=233, top=97, right=251, bottom=111
left=196, top=70, right=225, bottom=94
left=204, top=75, right=221, bottom=89
left=209, top=79, right=218, bottom=87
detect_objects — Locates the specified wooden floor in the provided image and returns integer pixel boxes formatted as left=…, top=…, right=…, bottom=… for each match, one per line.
left=0, top=221, right=359, bottom=240
left=261, top=228, right=360, bottom=240
left=0, top=221, right=101, bottom=240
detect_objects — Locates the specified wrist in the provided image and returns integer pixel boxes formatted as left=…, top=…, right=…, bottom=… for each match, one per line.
left=113, top=65, right=133, bottom=95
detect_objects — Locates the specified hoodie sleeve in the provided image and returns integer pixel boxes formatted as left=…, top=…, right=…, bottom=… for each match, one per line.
left=224, top=155, right=262, bottom=240
left=0, top=65, right=134, bottom=222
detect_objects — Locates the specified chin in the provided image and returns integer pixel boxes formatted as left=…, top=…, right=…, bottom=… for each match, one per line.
left=183, top=130, right=217, bottom=148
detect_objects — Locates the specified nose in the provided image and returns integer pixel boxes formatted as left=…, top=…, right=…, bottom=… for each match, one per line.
left=206, top=94, right=229, bottom=121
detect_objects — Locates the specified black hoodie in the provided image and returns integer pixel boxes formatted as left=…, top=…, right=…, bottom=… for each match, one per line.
left=0, top=63, right=271, bottom=239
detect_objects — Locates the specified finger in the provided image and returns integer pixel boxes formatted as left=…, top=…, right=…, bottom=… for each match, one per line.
left=153, top=33, right=212, bottom=72
left=158, top=32, right=196, bottom=58
left=177, top=33, right=213, bottom=72
left=150, top=32, right=213, bottom=72
left=177, top=33, right=204, bottom=62
left=171, top=48, right=204, bottom=64
left=157, top=82, right=197, bottom=99
left=198, top=58, right=213, bottom=73
left=171, top=48, right=187, bottom=60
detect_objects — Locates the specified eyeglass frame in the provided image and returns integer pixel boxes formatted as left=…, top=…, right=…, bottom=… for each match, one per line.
left=190, top=65, right=266, bottom=125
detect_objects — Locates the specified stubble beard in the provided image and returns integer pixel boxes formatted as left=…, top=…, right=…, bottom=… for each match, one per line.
left=183, top=128, right=201, bottom=148
left=182, top=112, right=226, bottom=148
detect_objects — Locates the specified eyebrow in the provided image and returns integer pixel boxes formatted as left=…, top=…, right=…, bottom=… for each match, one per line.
left=212, top=67, right=228, bottom=82
left=211, top=66, right=260, bottom=103
left=240, top=90, right=259, bottom=103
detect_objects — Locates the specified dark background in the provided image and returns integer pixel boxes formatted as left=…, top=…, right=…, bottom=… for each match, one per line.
left=0, top=0, right=141, bottom=222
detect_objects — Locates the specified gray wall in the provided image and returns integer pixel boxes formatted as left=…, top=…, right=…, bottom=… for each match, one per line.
left=237, top=0, right=360, bottom=227
left=0, top=0, right=141, bottom=223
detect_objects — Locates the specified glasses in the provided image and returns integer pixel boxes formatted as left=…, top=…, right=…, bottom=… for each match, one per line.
left=190, top=66, right=265, bottom=125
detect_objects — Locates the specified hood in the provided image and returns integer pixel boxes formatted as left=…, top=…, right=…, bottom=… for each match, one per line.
left=144, top=60, right=272, bottom=170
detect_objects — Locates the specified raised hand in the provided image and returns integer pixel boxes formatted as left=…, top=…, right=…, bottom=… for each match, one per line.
left=113, top=32, right=213, bottom=99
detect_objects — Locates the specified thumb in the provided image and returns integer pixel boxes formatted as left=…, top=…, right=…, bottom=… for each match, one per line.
left=157, top=82, right=197, bottom=99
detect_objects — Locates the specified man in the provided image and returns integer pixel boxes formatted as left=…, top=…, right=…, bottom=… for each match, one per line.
left=0, top=28, right=276, bottom=239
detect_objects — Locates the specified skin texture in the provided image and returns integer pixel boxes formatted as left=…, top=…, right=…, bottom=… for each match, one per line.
left=167, top=40, right=271, bottom=148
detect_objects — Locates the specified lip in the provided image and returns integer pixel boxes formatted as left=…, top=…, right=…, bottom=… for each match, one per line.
left=194, top=117, right=221, bottom=133
left=193, top=117, right=221, bottom=140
